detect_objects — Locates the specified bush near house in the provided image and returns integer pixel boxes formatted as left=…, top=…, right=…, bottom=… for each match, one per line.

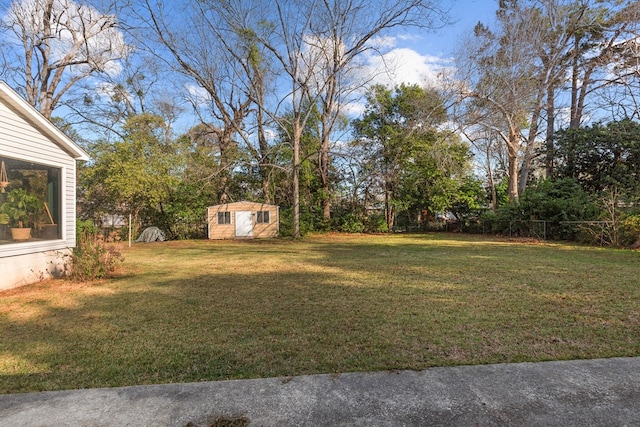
left=63, top=220, right=124, bottom=281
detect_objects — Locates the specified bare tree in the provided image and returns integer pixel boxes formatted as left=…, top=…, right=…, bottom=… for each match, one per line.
left=128, top=0, right=258, bottom=204
left=213, top=0, right=448, bottom=236
left=594, top=3, right=640, bottom=121
left=456, top=13, right=542, bottom=202
left=63, top=52, right=169, bottom=141
left=564, top=1, right=636, bottom=129
left=304, top=0, right=449, bottom=222
left=0, top=0, right=129, bottom=119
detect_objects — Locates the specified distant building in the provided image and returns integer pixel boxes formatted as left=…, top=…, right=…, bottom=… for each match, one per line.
left=207, top=201, right=279, bottom=239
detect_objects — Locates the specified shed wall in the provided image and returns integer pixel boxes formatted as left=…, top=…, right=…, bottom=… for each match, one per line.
left=208, top=202, right=279, bottom=239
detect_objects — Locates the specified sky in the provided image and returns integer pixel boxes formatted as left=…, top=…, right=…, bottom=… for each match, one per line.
left=158, top=0, right=503, bottom=132
left=374, top=0, right=499, bottom=88
left=0, top=0, right=502, bottom=133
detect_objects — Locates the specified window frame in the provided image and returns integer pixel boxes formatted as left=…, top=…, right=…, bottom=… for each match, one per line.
left=0, top=155, right=63, bottom=245
left=256, top=210, right=270, bottom=224
left=217, top=211, right=231, bottom=225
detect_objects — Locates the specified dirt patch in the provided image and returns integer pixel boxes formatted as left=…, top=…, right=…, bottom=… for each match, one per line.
left=184, top=415, right=250, bottom=427
left=507, top=237, right=542, bottom=244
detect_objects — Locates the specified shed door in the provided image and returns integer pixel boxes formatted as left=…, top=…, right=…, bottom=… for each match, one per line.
left=235, top=211, right=253, bottom=237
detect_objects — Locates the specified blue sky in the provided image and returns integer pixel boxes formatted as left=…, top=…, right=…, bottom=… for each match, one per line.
left=373, top=0, right=498, bottom=87
left=423, top=0, right=498, bottom=55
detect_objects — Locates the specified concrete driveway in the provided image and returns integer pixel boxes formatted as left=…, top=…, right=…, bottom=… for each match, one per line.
left=1, top=357, right=639, bottom=426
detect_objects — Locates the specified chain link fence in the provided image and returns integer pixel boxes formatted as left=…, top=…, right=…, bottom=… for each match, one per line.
left=449, top=219, right=616, bottom=245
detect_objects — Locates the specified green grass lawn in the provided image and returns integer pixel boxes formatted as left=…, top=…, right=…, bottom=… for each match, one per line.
left=1, top=233, right=640, bottom=394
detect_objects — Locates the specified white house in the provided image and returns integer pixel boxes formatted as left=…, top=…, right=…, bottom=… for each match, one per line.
left=0, top=81, right=89, bottom=291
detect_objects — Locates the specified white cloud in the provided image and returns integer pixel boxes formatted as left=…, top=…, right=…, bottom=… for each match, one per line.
left=367, top=35, right=398, bottom=50
left=341, top=39, right=454, bottom=117
left=184, top=84, right=212, bottom=106
left=365, top=47, right=450, bottom=87
left=342, top=100, right=367, bottom=117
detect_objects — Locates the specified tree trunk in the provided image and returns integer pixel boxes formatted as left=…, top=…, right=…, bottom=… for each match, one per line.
left=292, top=121, right=302, bottom=238
left=487, top=144, right=498, bottom=211
left=507, top=128, right=520, bottom=202
left=384, top=188, right=394, bottom=232
left=518, top=109, right=540, bottom=196
left=256, top=79, right=272, bottom=204
left=218, top=133, right=233, bottom=204
left=257, top=118, right=272, bottom=204
left=545, top=85, right=555, bottom=177
left=570, top=36, right=581, bottom=130
left=319, top=79, right=336, bottom=223
left=508, top=156, right=519, bottom=202
left=320, top=143, right=331, bottom=221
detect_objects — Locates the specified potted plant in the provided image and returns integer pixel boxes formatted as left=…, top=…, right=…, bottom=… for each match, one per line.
left=0, top=188, right=44, bottom=241
left=0, top=212, right=7, bottom=241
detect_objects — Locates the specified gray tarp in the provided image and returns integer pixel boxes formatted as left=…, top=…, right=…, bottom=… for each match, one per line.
left=135, top=227, right=166, bottom=243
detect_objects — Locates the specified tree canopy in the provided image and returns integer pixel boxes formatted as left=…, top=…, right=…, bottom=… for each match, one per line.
left=1, top=0, right=639, bottom=240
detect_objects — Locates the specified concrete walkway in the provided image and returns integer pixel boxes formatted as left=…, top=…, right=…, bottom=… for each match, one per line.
left=1, top=357, right=640, bottom=426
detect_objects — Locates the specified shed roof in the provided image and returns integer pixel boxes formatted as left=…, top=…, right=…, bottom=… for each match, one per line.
left=208, top=201, right=279, bottom=209
left=0, top=81, right=89, bottom=161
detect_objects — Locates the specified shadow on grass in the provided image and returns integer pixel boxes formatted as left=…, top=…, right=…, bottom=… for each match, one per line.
left=2, top=234, right=640, bottom=394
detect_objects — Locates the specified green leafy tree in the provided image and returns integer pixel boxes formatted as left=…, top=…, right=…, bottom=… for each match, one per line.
left=80, top=114, right=181, bottom=235
left=554, top=119, right=640, bottom=202
left=352, top=84, right=475, bottom=230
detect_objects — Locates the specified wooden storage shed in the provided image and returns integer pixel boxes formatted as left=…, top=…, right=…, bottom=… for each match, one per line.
left=207, top=201, right=279, bottom=239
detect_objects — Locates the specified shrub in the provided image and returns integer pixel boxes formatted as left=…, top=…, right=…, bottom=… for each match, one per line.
left=364, top=213, right=388, bottom=233
left=620, top=214, right=640, bottom=247
left=64, top=220, right=124, bottom=281
left=479, top=179, right=597, bottom=240
left=278, top=207, right=316, bottom=237
left=337, top=213, right=365, bottom=233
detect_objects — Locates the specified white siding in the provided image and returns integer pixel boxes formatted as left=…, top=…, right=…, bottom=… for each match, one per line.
left=0, top=103, right=77, bottom=165
left=0, top=248, right=70, bottom=291
left=0, top=99, right=78, bottom=258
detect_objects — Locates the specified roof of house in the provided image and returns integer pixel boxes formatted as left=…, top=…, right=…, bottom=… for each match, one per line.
left=0, top=81, right=89, bottom=161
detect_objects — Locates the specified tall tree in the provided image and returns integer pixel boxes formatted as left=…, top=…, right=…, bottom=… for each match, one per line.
left=302, top=0, right=449, bottom=223
left=565, top=0, right=640, bottom=129
left=457, top=15, right=541, bottom=202
left=131, top=0, right=257, bottom=204
left=0, top=0, right=129, bottom=118
left=211, top=0, right=449, bottom=237
left=80, top=113, right=180, bottom=233
left=352, top=84, right=471, bottom=231
left=66, top=52, right=171, bottom=141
